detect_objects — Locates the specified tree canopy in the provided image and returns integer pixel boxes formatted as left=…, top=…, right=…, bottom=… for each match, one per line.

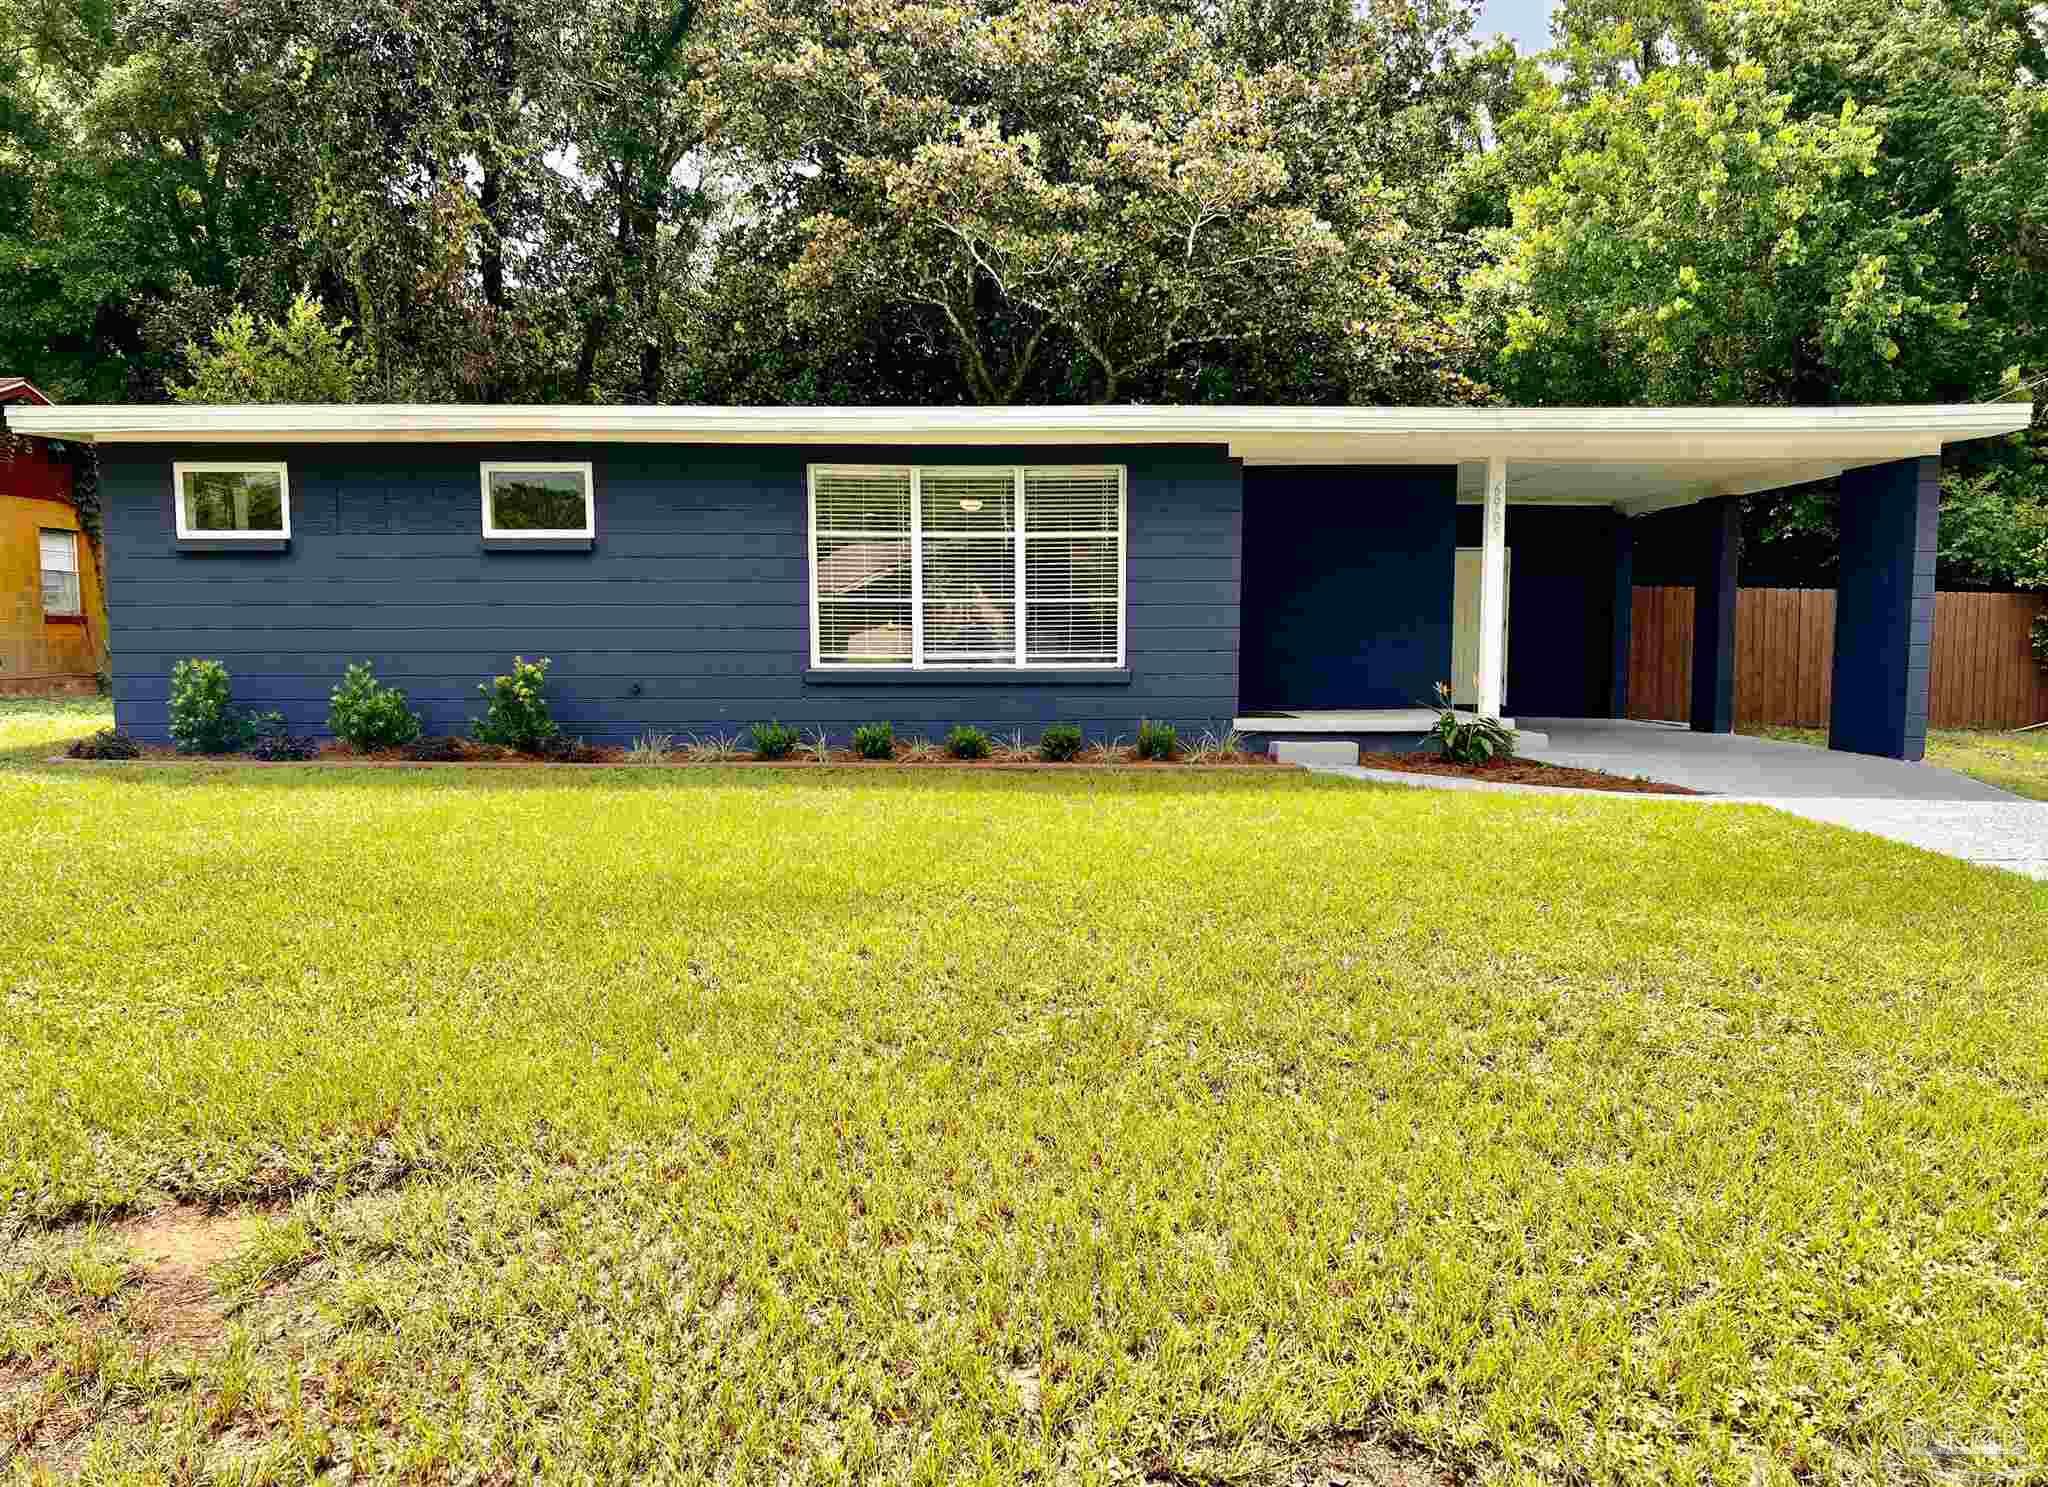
left=0, top=0, right=2042, bottom=582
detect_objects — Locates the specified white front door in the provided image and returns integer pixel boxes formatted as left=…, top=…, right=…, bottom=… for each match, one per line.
left=1452, top=547, right=1510, bottom=709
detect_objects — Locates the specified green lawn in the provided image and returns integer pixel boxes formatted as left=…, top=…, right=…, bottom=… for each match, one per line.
left=5, top=699, right=2047, bottom=1485
left=1742, top=722, right=2048, bottom=801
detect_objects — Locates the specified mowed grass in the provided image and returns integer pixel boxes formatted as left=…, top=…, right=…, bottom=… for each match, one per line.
left=4, top=700, right=2048, bottom=1484
left=1743, top=722, right=2048, bottom=801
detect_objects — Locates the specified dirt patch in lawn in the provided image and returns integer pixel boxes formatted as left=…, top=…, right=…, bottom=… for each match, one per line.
left=1356, top=750, right=1700, bottom=795
left=114, top=1207, right=262, bottom=1350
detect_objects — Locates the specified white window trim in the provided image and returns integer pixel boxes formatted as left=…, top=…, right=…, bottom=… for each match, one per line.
left=39, top=528, right=82, bottom=617
left=808, top=462, right=1127, bottom=671
left=480, top=461, right=597, bottom=539
left=173, top=461, right=292, bottom=540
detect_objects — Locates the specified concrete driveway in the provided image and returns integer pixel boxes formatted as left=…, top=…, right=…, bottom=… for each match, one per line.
left=1520, top=718, right=2048, bottom=880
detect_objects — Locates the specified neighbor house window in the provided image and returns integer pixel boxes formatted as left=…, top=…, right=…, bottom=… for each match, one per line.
left=174, top=462, right=290, bottom=539
left=39, top=529, right=81, bottom=617
left=480, top=462, right=596, bottom=539
left=809, top=464, right=1124, bottom=668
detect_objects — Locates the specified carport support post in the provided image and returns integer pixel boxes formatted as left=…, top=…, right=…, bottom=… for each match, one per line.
left=1608, top=514, right=1634, bottom=718
left=1690, top=497, right=1739, bottom=733
left=1829, top=455, right=1939, bottom=762
left=1477, top=456, right=1507, bottom=718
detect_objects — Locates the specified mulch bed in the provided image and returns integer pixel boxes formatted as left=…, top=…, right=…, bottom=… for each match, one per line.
left=1355, top=750, right=1700, bottom=795
left=62, top=737, right=1291, bottom=769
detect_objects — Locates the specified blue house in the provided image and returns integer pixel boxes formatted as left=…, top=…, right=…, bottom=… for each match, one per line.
left=9, top=403, right=2028, bottom=761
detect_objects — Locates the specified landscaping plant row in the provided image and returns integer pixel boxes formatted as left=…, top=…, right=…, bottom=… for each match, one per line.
left=66, top=657, right=1270, bottom=766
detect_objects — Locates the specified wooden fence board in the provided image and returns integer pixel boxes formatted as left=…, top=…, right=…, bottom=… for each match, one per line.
left=1627, top=586, right=2046, bottom=730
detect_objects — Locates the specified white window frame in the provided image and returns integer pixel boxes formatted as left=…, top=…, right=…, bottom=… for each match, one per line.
left=808, top=462, right=1126, bottom=671
left=38, top=528, right=82, bottom=617
left=480, top=461, right=596, bottom=540
left=173, top=461, right=291, bottom=540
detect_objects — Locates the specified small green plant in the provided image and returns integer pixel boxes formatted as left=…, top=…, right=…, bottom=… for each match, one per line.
left=945, top=724, right=992, bottom=760
left=328, top=661, right=423, bottom=752
left=852, top=721, right=895, bottom=760
left=1038, top=723, right=1084, bottom=762
left=67, top=728, right=143, bottom=761
left=472, top=656, right=557, bottom=752
left=1421, top=681, right=1519, bottom=765
left=627, top=731, right=674, bottom=763
left=685, top=731, right=746, bottom=762
left=1134, top=718, right=1179, bottom=761
left=899, top=733, right=942, bottom=762
left=1083, top=734, right=1127, bottom=763
left=168, top=658, right=270, bottom=754
left=802, top=729, right=833, bottom=762
left=1185, top=727, right=1244, bottom=764
left=750, top=720, right=800, bottom=760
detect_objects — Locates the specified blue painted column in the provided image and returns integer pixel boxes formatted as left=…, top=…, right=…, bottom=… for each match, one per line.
left=1691, top=498, right=1739, bottom=733
left=1609, top=515, right=1635, bottom=718
left=1830, top=455, right=1939, bottom=761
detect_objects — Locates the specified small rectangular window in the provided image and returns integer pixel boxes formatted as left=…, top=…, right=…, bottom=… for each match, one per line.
left=174, top=462, right=290, bottom=539
left=481, top=462, right=596, bottom=539
left=809, top=464, right=1125, bottom=669
left=39, top=529, right=81, bottom=617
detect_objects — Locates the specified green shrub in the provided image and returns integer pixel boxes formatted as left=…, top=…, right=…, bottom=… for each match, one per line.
left=67, top=728, right=142, bottom=761
left=2032, top=613, right=2047, bottom=671
left=168, top=658, right=268, bottom=754
left=1037, top=723, right=1083, bottom=762
left=750, top=720, right=800, bottom=760
left=1134, top=718, right=1179, bottom=761
left=945, top=724, right=991, bottom=760
left=1421, top=681, right=1519, bottom=765
left=852, top=721, right=895, bottom=760
left=471, top=656, right=557, bottom=752
left=328, top=661, right=423, bottom=751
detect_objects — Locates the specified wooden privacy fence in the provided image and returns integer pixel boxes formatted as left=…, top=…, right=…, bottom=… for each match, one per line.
left=1628, top=586, right=2048, bottom=730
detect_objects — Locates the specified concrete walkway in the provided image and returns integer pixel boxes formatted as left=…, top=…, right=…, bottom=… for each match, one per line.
left=1325, top=718, right=2048, bottom=881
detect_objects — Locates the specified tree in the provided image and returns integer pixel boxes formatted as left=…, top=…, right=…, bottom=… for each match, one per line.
left=169, top=292, right=371, bottom=403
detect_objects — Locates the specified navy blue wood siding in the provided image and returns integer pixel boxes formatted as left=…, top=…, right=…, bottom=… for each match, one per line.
left=1239, top=466, right=1456, bottom=710
left=1455, top=504, right=1631, bottom=718
left=99, top=442, right=1243, bottom=743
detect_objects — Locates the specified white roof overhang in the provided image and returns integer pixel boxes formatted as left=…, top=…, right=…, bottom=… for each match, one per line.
left=10, top=402, right=2029, bottom=517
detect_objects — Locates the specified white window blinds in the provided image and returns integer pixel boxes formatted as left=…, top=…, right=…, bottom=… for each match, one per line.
left=810, top=465, right=1124, bottom=668
left=39, top=529, right=81, bottom=617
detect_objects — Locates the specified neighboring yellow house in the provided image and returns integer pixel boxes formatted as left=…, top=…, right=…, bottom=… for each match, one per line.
left=2, top=378, right=105, bottom=694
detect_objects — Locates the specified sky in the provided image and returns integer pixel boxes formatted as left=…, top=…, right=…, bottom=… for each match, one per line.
left=1473, top=0, right=1556, bottom=53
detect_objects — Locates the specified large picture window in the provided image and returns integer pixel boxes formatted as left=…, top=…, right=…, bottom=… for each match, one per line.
left=480, top=462, right=596, bottom=539
left=174, top=462, right=290, bottom=539
left=809, top=464, right=1124, bottom=669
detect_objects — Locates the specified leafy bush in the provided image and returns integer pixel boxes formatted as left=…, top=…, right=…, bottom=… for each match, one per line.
left=401, top=735, right=467, bottom=762
left=1037, top=723, right=1083, bottom=762
left=852, top=721, right=895, bottom=760
left=1421, top=681, right=1519, bottom=765
left=1134, top=718, right=1179, bottom=761
left=750, top=720, right=799, bottom=760
left=250, top=729, right=319, bottom=762
left=168, top=658, right=268, bottom=754
left=472, top=656, right=557, bottom=752
left=2032, top=613, right=2047, bottom=671
left=945, top=724, right=991, bottom=760
left=67, top=728, right=142, bottom=761
left=328, top=661, right=423, bottom=751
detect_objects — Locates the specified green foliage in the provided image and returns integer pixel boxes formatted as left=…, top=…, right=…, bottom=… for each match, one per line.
left=749, top=720, right=799, bottom=760
left=1037, top=723, right=1084, bottom=762
left=1423, top=681, right=1520, bottom=765
left=2032, top=614, right=2048, bottom=670
left=167, top=657, right=270, bottom=754
left=944, top=724, right=992, bottom=760
left=1133, top=718, right=1179, bottom=761
left=66, top=728, right=141, bottom=760
left=249, top=728, right=319, bottom=761
left=170, top=291, right=370, bottom=404
left=470, top=657, right=557, bottom=753
left=852, top=721, right=896, bottom=760
left=327, top=661, right=423, bottom=752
